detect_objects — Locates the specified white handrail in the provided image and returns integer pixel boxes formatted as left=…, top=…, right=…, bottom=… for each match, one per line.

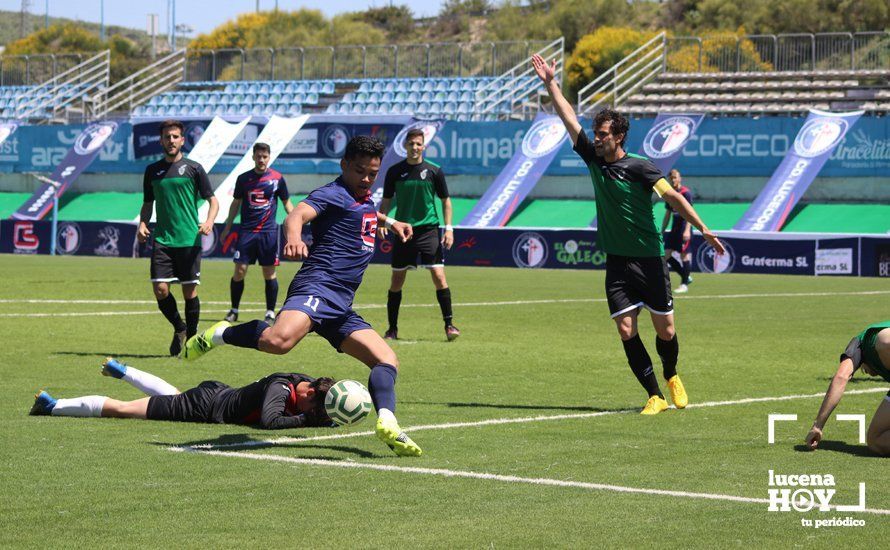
left=577, top=33, right=666, bottom=115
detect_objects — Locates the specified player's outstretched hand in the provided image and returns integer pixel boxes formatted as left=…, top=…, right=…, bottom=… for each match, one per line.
left=391, top=221, right=413, bottom=243
left=531, top=53, right=556, bottom=84
left=442, top=228, right=454, bottom=250
left=376, top=226, right=388, bottom=240
left=703, top=230, right=725, bottom=255
left=284, top=239, right=309, bottom=260
left=137, top=223, right=151, bottom=243
left=805, top=426, right=823, bottom=450
left=198, top=220, right=214, bottom=236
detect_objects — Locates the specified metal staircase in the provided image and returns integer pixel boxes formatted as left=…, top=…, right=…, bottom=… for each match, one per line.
left=13, top=50, right=110, bottom=123
left=475, top=37, right=565, bottom=120
left=576, top=32, right=666, bottom=116
left=93, top=49, right=186, bottom=120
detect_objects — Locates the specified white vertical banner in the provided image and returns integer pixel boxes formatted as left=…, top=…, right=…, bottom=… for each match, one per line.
left=188, top=116, right=251, bottom=172
left=206, top=114, right=310, bottom=223
left=141, top=116, right=251, bottom=222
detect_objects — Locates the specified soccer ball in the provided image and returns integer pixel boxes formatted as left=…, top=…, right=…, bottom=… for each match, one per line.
left=324, top=380, right=373, bottom=426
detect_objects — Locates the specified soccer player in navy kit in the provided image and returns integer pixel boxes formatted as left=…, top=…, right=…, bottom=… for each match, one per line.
left=221, top=142, right=294, bottom=325
left=182, top=136, right=423, bottom=457
left=31, top=358, right=334, bottom=429
left=660, top=169, right=694, bottom=293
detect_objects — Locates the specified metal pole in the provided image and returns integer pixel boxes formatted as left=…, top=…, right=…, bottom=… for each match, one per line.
left=172, top=0, right=177, bottom=49
left=50, top=193, right=58, bottom=256
left=45, top=0, right=48, bottom=29
left=100, top=0, right=105, bottom=41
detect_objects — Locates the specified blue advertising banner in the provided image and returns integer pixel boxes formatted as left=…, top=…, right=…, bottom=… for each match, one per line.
left=0, top=219, right=137, bottom=256
left=3, top=220, right=888, bottom=279
left=371, top=118, right=446, bottom=207
left=11, top=121, right=119, bottom=220
left=591, top=112, right=704, bottom=228
left=4, top=115, right=890, bottom=178
left=733, top=109, right=864, bottom=231
left=0, top=122, right=17, bottom=148
left=461, top=113, right=568, bottom=227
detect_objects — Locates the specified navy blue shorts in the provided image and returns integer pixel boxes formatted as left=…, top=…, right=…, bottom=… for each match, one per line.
left=280, top=279, right=371, bottom=351
left=664, top=227, right=690, bottom=253
left=233, top=231, right=279, bottom=266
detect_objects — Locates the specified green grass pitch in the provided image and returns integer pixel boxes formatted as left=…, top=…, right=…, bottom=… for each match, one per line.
left=0, top=254, right=887, bottom=547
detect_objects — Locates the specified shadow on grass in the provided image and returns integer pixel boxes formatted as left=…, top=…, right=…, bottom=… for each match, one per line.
left=399, top=400, right=634, bottom=413
left=793, top=440, right=877, bottom=458
left=155, top=433, right=378, bottom=459
left=53, top=351, right=171, bottom=359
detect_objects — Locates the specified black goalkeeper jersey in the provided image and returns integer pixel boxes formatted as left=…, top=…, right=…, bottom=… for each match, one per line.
left=211, top=373, right=328, bottom=429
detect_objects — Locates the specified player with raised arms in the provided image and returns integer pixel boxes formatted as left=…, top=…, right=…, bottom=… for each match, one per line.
left=806, top=321, right=890, bottom=456
left=532, top=53, right=724, bottom=415
left=30, top=358, right=335, bottom=430
left=182, top=136, right=423, bottom=456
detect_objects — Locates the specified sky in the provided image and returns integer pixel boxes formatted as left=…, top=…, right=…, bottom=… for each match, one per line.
left=1, top=1, right=447, bottom=37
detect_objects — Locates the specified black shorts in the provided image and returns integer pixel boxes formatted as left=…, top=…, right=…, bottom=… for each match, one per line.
left=151, top=244, right=202, bottom=284
left=605, top=254, right=673, bottom=318
left=146, top=380, right=229, bottom=422
left=392, top=225, right=443, bottom=270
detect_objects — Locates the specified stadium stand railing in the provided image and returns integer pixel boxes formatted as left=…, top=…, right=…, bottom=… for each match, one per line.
left=93, top=50, right=185, bottom=120
left=578, top=31, right=889, bottom=116
left=0, top=52, right=87, bottom=87
left=9, top=51, right=110, bottom=124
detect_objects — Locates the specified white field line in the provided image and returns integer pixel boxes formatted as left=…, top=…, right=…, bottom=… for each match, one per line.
left=174, top=387, right=889, bottom=450
left=170, top=444, right=890, bottom=516
left=0, top=289, right=888, bottom=318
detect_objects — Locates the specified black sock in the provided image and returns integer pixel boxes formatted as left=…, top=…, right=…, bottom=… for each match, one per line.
left=157, top=294, right=186, bottom=333
left=184, top=297, right=200, bottom=338
left=436, top=287, right=453, bottom=326
left=230, top=278, right=244, bottom=310
left=387, top=290, right=402, bottom=330
left=621, top=335, right=663, bottom=398
left=264, top=278, right=279, bottom=311
left=656, top=334, right=679, bottom=380
left=667, top=256, right=683, bottom=277
left=222, top=320, right=270, bottom=349
left=682, top=260, right=692, bottom=283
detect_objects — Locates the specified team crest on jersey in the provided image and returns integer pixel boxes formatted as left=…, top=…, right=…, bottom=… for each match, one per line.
left=793, top=117, right=848, bottom=158
left=643, top=116, right=697, bottom=159
left=420, top=169, right=428, bottom=180
left=178, top=164, right=187, bottom=176
left=360, top=212, right=377, bottom=252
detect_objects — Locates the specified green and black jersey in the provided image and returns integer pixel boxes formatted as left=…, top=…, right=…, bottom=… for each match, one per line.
left=574, top=130, right=665, bottom=257
left=382, top=159, right=449, bottom=228
left=844, top=320, right=890, bottom=382
left=143, top=157, right=214, bottom=247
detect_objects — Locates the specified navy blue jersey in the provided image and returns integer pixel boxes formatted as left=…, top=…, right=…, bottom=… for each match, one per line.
left=233, top=168, right=289, bottom=233
left=293, top=178, right=378, bottom=298
left=665, top=185, right=693, bottom=231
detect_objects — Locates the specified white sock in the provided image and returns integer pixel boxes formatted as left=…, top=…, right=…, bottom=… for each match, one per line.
left=266, top=310, right=275, bottom=318
left=211, top=324, right=229, bottom=346
left=230, top=307, right=239, bottom=313
left=122, top=367, right=178, bottom=396
left=52, top=396, right=107, bottom=417
left=377, top=408, right=396, bottom=423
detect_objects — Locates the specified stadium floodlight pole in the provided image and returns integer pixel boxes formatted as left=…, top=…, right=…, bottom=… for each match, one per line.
left=100, top=0, right=105, bottom=42
left=29, top=173, right=62, bottom=256
left=172, top=0, right=176, bottom=49
left=44, top=0, right=48, bottom=29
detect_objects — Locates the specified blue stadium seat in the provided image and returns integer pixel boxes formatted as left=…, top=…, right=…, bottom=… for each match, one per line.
left=341, top=92, right=355, bottom=104
left=395, top=80, right=409, bottom=93
left=305, top=93, right=318, bottom=104
left=381, top=92, right=393, bottom=103
left=421, top=80, right=435, bottom=93
left=409, top=81, right=422, bottom=93
left=435, top=80, right=449, bottom=92
left=444, top=102, right=458, bottom=113
left=448, top=80, right=461, bottom=92
left=238, top=105, right=251, bottom=115
left=325, top=104, right=338, bottom=114
left=368, top=92, right=381, bottom=103
left=287, top=104, right=302, bottom=115
left=357, top=81, right=372, bottom=93
left=308, top=82, right=321, bottom=94
left=268, top=93, right=281, bottom=104
left=350, top=103, right=364, bottom=114
left=321, top=82, right=335, bottom=94
left=417, top=103, right=429, bottom=115
left=355, top=92, right=368, bottom=104
left=394, top=91, right=407, bottom=103
left=420, top=92, right=433, bottom=102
